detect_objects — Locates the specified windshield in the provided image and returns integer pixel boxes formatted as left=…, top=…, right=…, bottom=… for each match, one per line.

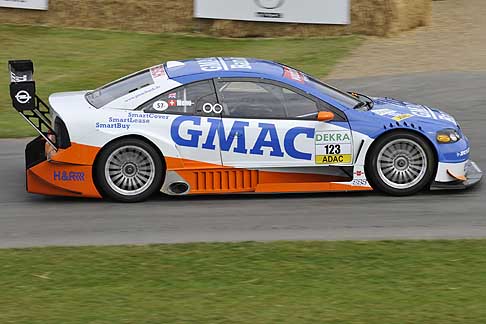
left=305, top=76, right=361, bottom=109
left=86, top=70, right=154, bottom=108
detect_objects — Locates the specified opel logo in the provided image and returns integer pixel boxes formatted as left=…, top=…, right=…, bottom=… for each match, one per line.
left=255, top=0, right=284, bottom=9
left=15, top=90, right=31, bottom=104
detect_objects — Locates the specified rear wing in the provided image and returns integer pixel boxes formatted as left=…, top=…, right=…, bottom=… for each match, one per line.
left=9, top=60, right=36, bottom=111
left=8, top=60, right=57, bottom=150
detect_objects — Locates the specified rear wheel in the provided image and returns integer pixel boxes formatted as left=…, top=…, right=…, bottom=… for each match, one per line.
left=95, top=138, right=163, bottom=202
left=366, top=131, right=436, bottom=196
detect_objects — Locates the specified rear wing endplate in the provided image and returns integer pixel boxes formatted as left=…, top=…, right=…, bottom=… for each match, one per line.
left=8, top=60, right=57, bottom=150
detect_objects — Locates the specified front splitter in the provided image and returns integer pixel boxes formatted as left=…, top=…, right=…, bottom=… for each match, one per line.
left=431, top=160, right=482, bottom=190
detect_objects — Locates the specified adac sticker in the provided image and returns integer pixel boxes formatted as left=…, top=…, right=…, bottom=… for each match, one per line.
left=315, top=130, right=353, bottom=165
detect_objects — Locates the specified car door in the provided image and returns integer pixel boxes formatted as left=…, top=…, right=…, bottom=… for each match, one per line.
left=140, top=80, right=223, bottom=166
left=214, top=78, right=354, bottom=170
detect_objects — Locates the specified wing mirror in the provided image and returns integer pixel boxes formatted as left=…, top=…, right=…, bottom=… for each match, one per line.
left=317, top=111, right=335, bottom=122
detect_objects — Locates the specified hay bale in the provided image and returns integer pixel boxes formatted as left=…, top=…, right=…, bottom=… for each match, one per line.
left=0, top=0, right=432, bottom=37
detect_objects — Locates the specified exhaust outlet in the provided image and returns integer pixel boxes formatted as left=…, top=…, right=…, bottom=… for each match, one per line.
left=168, top=182, right=190, bottom=195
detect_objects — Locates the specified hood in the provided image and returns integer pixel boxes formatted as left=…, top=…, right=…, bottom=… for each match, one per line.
left=370, top=97, right=457, bottom=127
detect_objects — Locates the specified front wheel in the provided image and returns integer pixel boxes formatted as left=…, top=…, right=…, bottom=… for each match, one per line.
left=95, top=138, right=164, bottom=202
left=366, top=131, right=437, bottom=196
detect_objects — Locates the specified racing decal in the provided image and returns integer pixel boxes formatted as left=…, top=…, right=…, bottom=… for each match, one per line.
left=392, top=114, right=413, bottom=122
left=196, top=57, right=252, bottom=72
left=352, top=179, right=369, bottom=187
left=372, top=108, right=397, bottom=117
left=282, top=66, right=305, bottom=84
left=372, top=98, right=448, bottom=121
left=53, top=171, right=85, bottom=182
left=373, top=107, right=433, bottom=120
left=10, top=72, right=29, bottom=83
left=150, top=64, right=168, bottom=81
left=170, top=116, right=315, bottom=161
left=409, top=105, right=436, bottom=119
left=457, top=147, right=470, bottom=158
left=167, top=99, right=193, bottom=107
left=153, top=100, right=169, bottom=112
left=315, top=130, right=353, bottom=164
left=177, top=100, right=193, bottom=106
left=202, top=103, right=224, bottom=114
left=168, top=92, right=177, bottom=99
left=437, top=111, right=456, bottom=124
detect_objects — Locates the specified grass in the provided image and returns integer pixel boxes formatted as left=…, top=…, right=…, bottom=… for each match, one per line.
left=1, top=240, right=486, bottom=323
left=0, top=24, right=360, bottom=138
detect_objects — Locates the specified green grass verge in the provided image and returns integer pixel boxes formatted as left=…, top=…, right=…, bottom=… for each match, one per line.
left=0, top=24, right=360, bottom=138
left=1, top=240, right=486, bottom=323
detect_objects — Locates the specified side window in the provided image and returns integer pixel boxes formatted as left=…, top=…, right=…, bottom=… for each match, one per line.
left=141, top=80, right=217, bottom=115
left=217, top=81, right=318, bottom=120
left=217, top=81, right=286, bottom=119
left=282, top=88, right=318, bottom=119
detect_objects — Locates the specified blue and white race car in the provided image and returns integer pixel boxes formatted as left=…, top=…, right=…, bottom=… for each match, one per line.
left=8, top=58, right=482, bottom=202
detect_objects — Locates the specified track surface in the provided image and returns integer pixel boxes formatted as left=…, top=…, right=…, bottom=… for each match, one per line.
left=0, top=72, right=484, bottom=248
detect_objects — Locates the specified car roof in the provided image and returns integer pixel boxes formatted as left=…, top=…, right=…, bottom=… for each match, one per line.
left=165, top=57, right=284, bottom=79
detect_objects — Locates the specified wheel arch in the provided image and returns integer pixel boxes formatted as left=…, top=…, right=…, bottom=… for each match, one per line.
left=92, top=134, right=167, bottom=196
left=364, top=128, right=439, bottom=183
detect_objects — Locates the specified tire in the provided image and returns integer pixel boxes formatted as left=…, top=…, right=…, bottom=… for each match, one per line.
left=94, top=138, right=164, bottom=202
left=365, top=131, right=437, bottom=196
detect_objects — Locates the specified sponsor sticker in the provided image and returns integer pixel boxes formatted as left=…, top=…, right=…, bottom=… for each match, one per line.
left=437, top=111, right=456, bottom=124
left=372, top=108, right=397, bottom=117
left=373, top=105, right=436, bottom=120
left=168, top=92, right=177, bottom=99
left=177, top=99, right=193, bottom=107
left=457, top=148, right=470, bottom=158
left=196, top=57, right=252, bottom=72
left=228, top=57, right=251, bottom=70
left=54, top=171, right=85, bottom=182
left=202, top=103, right=224, bottom=114
left=409, top=105, right=435, bottom=118
left=283, top=66, right=305, bottom=84
left=95, top=112, right=169, bottom=131
left=315, top=130, right=353, bottom=165
left=150, top=64, right=168, bottom=81
left=352, top=179, right=370, bottom=187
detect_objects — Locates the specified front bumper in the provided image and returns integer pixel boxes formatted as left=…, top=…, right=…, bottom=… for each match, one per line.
left=431, top=161, right=482, bottom=190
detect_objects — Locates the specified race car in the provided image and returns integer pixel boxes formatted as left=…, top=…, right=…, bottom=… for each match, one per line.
left=8, top=58, right=482, bottom=202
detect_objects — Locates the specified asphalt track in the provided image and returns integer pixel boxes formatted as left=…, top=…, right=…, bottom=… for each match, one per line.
left=0, top=72, right=484, bottom=248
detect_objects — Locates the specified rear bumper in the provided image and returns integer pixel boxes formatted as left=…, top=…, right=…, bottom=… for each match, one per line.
left=431, top=160, right=482, bottom=190
left=25, top=136, right=101, bottom=198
